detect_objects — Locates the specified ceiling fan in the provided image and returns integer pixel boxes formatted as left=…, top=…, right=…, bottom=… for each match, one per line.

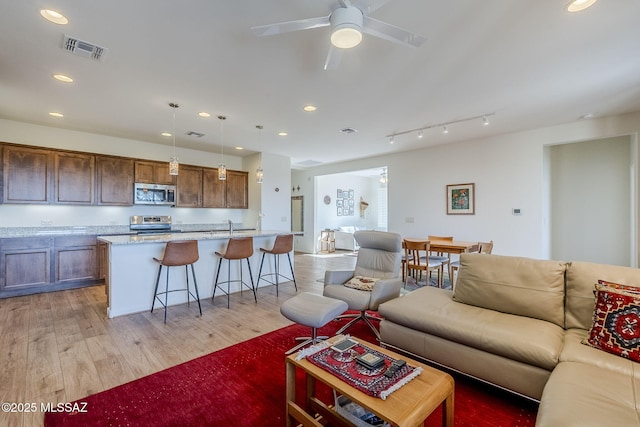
left=251, top=0, right=426, bottom=70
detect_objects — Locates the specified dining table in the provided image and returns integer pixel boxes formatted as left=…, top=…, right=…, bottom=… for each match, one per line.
left=404, top=238, right=479, bottom=254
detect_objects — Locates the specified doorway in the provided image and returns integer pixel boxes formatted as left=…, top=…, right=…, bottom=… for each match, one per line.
left=549, top=136, right=633, bottom=266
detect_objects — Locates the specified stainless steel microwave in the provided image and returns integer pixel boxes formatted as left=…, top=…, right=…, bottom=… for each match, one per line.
left=134, top=183, right=176, bottom=205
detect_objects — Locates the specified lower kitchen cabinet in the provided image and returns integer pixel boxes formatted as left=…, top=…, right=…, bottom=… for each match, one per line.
left=0, top=235, right=103, bottom=298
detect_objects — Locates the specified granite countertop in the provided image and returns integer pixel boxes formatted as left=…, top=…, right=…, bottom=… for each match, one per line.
left=98, top=230, right=288, bottom=245
left=0, top=224, right=256, bottom=239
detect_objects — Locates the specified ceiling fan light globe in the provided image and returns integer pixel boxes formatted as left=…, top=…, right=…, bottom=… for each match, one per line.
left=331, top=26, right=362, bottom=48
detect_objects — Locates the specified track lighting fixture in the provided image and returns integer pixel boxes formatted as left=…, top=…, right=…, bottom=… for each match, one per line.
left=385, top=112, right=495, bottom=142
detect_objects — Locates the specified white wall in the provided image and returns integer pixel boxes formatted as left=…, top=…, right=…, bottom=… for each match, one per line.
left=246, top=151, right=292, bottom=231
left=293, top=111, right=640, bottom=262
left=316, top=173, right=379, bottom=231
left=0, top=119, right=255, bottom=228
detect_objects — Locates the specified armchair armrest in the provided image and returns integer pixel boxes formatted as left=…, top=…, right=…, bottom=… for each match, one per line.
left=324, top=270, right=355, bottom=286
left=370, top=278, right=402, bottom=310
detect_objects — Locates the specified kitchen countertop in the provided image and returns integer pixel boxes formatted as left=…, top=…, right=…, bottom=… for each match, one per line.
left=98, top=230, right=288, bottom=245
left=0, top=223, right=254, bottom=239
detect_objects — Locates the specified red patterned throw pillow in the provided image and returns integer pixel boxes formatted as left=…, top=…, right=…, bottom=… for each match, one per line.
left=597, top=279, right=640, bottom=294
left=583, top=284, right=640, bottom=362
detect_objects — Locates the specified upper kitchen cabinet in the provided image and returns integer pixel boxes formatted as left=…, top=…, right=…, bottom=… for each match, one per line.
left=176, top=165, right=203, bottom=207
left=134, top=160, right=175, bottom=185
left=2, top=145, right=52, bottom=204
left=225, top=170, right=248, bottom=209
left=202, top=167, right=225, bottom=208
left=55, top=152, right=95, bottom=204
left=96, top=156, right=134, bottom=205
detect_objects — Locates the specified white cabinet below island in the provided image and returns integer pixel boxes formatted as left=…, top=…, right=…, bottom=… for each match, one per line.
left=98, top=230, right=294, bottom=318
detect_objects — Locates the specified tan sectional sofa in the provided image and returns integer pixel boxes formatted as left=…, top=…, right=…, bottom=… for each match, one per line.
left=378, top=253, right=640, bottom=426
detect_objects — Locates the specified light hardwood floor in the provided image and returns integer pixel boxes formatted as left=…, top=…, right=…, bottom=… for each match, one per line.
left=0, top=252, right=357, bottom=427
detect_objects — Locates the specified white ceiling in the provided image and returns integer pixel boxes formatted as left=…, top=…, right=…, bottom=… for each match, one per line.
left=1, top=1, right=639, bottom=169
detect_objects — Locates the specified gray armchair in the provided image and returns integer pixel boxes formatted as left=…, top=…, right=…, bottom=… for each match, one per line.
left=323, top=230, right=403, bottom=339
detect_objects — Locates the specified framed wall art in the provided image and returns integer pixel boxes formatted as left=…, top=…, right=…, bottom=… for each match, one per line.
left=446, top=183, right=475, bottom=215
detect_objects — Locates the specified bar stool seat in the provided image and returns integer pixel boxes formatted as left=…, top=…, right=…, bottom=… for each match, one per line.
left=213, top=236, right=256, bottom=308
left=280, top=292, right=348, bottom=354
left=151, top=240, right=202, bottom=323
left=257, top=234, right=297, bottom=296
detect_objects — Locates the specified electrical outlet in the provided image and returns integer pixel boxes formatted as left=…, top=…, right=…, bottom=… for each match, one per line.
left=405, top=217, right=414, bottom=223
left=41, top=220, right=53, bottom=226
left=512, top=208, right=522, bottom=215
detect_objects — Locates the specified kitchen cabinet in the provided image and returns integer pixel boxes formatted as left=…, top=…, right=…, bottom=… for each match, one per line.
left=225, top=170, right=248, bottom=208
left=2, top=145, right=52, bottom=204
left=176, top=165, right=203, bottom=207
left=0, top=237, right=51, bottom=291
left=96, top=156, right=134, bottom=205
left=202, top=167, right=226, bottom=208
left=55, top=151, right=95, bottom=204
left=54, top=236, right=98, bottom=283
left=134, top=160, right=175, bottom=185
left=0, top=235, right=102, bottom=298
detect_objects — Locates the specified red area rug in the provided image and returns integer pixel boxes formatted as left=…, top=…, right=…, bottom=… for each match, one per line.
left=44, top=315, right=537, bottom=426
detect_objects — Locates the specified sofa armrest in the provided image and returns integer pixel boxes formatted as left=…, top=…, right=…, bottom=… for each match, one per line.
left=324, top=270, right=355, bottom=286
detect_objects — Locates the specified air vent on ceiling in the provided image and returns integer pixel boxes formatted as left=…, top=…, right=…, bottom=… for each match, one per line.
left=186, top=131, right=205, bottom=138
left=62, top=35, right=108, bottom=62
left=340, top=127, right=358, bottom=134
left=295, top=160, right=323, bottom=167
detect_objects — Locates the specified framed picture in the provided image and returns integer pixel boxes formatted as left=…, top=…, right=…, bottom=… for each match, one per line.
left=446, top=183, right=475, bottom=215
left=336, top=199, right=343, bottom=208
left=348, top=189, right=354, bottom=199
left=337, top=189, right=343, bottom=198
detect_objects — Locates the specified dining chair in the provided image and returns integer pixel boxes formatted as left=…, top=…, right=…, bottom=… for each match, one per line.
left=428, top=235, right=453, bottom=286
left=450, top=240, right=494, bottom=289
left=403, top=239, right=444, bottom=288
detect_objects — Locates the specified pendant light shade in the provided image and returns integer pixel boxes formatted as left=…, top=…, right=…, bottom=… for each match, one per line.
left=168, top=102, right=179, bottom=176
left=256, top=125, right=264, bottom=184
left=218, top=115, right=227, bottom=181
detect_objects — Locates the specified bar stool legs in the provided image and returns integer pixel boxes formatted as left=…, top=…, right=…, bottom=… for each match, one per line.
left=257, top=234, right=297, bottom=296
left=151, top=240, right=202, bottom=323
left=212, top=237, right=256, bottom=308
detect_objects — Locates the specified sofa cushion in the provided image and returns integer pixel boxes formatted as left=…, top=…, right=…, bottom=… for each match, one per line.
left=452, top=253, right=567, bottom=327
left=582, top=284, right=640, bottom=362
left=561, top=328, right=640, bottom=378
left=536, top=361, right=640, bottom=427
left=378, top=286, right=564, bottom=370
left=565, top=261, right=640, bottom=330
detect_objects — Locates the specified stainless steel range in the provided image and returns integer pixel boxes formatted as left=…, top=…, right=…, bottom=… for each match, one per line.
left=129, top=215, right=173, bottom=234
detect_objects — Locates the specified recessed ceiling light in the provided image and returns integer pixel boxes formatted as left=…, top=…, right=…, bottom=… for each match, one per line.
left=278, top=131, right=288, bottom=136
left=198, top=112, right=211, bottom=118
left=53, top=74, right=73, bottom=83
left=581, top=113, right=595, bottom=119
left=161, top=132, right=172, bottom=137
left=235, top=146, right=244, bottom=150
left=303, top=105, right=317, bottom=112
left=49, top=112, right=64, bottom=118
left=566, top=0, right=597, bottom=12
left=40, top=9, right=69, bottom=25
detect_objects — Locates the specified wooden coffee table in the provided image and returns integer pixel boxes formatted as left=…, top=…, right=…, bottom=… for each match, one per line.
left=285, top=336, right=454, bottom=427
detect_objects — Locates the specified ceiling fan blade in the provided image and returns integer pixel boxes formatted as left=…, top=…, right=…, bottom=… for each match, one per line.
left=251, top=16, right=330, bottom=37
left=351, top=0, right=393, bottom=15
left=362, top=16, right=426, bottom=47
left=323, top=45, right=343, bottom=70
left=337, top=0, right=352, bottom=7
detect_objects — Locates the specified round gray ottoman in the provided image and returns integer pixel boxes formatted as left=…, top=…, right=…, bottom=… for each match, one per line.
left=280, top=292, right=348, bottom=354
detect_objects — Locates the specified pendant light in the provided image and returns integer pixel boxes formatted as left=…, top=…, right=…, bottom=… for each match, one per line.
left=217, top=115, right=227, bottom=181
left=168, top=102, right=179, bottom=176
left=379, top=167, right=388, bottom=184
left=255, top=125, right=264, bottom=184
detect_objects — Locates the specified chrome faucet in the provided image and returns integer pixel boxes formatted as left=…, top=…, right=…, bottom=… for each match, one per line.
left=228, top=220, right=233, bottom=235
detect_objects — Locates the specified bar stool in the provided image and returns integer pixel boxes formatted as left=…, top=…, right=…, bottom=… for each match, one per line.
left=213, top=236, right=256, bottom=308
left=257, top=234, right=297, bottom=296
left=151, top=240, right=202, bottom=323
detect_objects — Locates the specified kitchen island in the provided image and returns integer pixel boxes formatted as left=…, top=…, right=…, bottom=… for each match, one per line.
left=98, top=230, right=294, bottom=318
